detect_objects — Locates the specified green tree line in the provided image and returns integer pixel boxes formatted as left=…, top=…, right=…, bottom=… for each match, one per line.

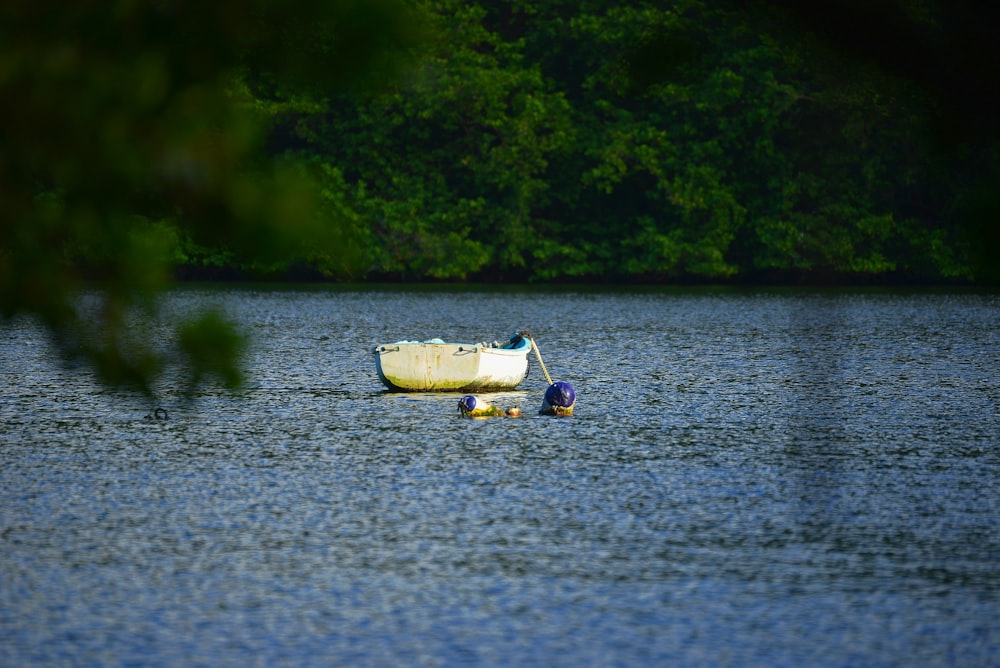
left=247, top=0, right=995, bottom=284
left=2, top=0, right=997, bottom=391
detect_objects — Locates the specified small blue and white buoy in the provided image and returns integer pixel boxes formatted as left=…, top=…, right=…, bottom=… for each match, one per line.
left=459, top=395, right=514, bottom=417
left=539, top=381, right=575, bottom=416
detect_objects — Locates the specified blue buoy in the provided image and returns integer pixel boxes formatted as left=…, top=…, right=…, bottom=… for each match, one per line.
left=540, top=381, right=575, bottom=416
left=459, top=395, right=519, bottom=417
left=458, top=395, right=479, bottom=415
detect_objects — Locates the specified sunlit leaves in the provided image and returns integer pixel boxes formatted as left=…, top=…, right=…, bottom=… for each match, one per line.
left=307, top=0, right=575, bottom=279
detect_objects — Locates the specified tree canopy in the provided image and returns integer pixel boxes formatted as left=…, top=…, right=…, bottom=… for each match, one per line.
left=256, top=0, right=997, bottom=284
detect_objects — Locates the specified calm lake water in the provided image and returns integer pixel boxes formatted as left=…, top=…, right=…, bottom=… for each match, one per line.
left=2, top=285, right=999, bottom=666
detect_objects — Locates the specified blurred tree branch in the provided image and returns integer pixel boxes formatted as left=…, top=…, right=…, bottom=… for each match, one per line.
left=0, top=0, right=429, bottom=393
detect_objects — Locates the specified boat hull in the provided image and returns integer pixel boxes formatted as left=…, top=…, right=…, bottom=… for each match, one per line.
left=373, top=341, right=530, bottom=392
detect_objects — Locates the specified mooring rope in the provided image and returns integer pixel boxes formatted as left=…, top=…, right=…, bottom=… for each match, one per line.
left=529, top=337, right=554, bottom=385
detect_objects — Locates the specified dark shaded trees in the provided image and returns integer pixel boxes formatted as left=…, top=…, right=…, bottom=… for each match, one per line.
left=291, top=0, right=987, bottom=283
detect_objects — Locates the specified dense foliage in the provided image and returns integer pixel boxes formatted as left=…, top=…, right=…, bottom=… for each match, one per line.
left=244, top=0, right=995, bottom=284
left=2, top=0, right=997, bottom=390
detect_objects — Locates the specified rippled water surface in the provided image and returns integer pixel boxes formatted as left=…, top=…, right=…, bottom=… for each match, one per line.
left=3, top=286, right=999, bottom=666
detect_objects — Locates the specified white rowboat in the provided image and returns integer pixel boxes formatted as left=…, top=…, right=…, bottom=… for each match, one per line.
left=373, top=333, right=531, bottom=392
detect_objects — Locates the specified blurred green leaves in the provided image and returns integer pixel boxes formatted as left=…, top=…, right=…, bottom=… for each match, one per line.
left=0, top=0, right=428, bottom=394
left=178, top=311, right=247, bottom=392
